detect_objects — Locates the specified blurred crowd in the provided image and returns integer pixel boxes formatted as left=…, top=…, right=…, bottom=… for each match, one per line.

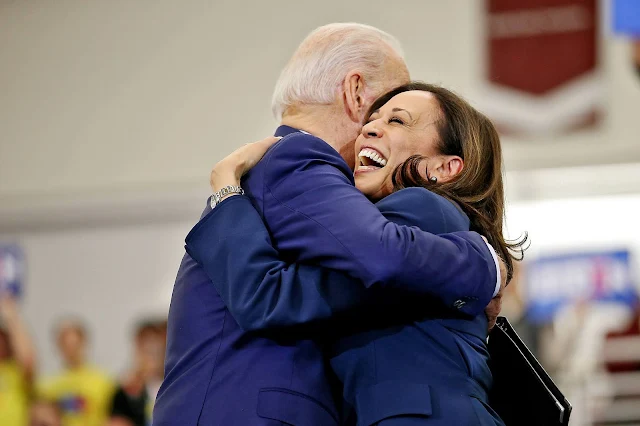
left=0, top=295, right=166, bottom=426
left=2, top=268, right=638, bottom=426
left=501, top=265, right=640, bottom=425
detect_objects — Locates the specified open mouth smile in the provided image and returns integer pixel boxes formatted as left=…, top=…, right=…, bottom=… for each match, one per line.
left=357, top=147, right=387, bottom=172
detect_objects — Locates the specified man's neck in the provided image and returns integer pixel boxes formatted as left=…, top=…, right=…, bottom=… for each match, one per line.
left=280, top=106, right=356, bottom=169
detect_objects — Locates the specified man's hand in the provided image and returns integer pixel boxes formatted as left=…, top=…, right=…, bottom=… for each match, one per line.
left=486, top=254, right=507, bottom=330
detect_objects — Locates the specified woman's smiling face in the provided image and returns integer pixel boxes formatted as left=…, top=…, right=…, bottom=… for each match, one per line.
left=354, top=90, right=444, bottom=201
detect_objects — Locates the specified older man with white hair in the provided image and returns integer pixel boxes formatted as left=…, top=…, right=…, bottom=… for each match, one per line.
left=154, top=23, right=503, bottom=426
left=269, top=23, right=409, bottom=167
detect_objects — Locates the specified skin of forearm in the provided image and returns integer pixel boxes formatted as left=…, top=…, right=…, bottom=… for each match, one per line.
left=210, top=166, right=242, bottom=202
left=2, top=302, right=36, bottom=379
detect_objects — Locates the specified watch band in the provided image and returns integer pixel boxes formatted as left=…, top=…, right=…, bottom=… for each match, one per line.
left=210, top=185, right=244, bottom=209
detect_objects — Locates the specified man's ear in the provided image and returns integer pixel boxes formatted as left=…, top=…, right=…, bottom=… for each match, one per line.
left=343, top=71, right=366, bottom=123
left=434, top=155, right=464, bottom=182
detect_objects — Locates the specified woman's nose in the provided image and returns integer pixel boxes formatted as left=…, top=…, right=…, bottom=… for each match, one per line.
left=362, top=120, right=382, bottom=138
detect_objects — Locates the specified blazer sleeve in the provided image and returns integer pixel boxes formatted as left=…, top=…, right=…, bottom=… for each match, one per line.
left=187, top=134, right=496, bottom=315
left=265, top=135, right=495, bottom=313
left=185, top=187, right=475, bottom=332
left=185, top=195, right=377, bottom=331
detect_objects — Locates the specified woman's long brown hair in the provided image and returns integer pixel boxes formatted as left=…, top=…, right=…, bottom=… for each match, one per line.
left=367, top=82, right=527, bottom=283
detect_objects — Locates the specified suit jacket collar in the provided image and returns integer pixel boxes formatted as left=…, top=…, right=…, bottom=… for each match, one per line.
left=274, top=125, right=304, bottom=138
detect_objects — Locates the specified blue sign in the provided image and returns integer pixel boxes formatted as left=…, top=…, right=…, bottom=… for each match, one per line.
left=613, top=0, right=640, bottom=36
left=0, top=244, right=25, bottom=298
left=525, top=249, right=637, bottom=323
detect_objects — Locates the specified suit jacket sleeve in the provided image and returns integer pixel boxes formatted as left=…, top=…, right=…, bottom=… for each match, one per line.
left=185, top=195, right=376, bottom=331
left=185, top=188, right=467, bottom=332
left=187, top=134, right=496, bottom=316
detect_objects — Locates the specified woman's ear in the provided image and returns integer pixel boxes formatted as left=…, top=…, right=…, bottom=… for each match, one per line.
left=343, top=71, right=366, bottom=123
left=434, top=155, right=464, bottom=182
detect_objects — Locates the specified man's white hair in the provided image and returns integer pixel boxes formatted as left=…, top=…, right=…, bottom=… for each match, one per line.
left=271, top=23, right=405, bottom=120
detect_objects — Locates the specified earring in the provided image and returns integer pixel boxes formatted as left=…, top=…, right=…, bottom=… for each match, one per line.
left=429, top=176, right=437, bottom=183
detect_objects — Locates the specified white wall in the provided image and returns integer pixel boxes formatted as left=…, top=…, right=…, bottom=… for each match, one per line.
left=1, top=0, right=639, bottom=206
left=507, top=194, right=640, bottom=259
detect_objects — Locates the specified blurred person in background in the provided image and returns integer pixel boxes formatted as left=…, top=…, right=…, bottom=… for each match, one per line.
left=108, top=320, right=166, bottom=426
left=0, top=294, right=36, bottom=426
left=498, top=263, right=540, bottom=355
left=539, top=300, right=632, bottom=426
left=37, top=318, right=114, bottom=426
left=29, top=399, right=62, bottom=426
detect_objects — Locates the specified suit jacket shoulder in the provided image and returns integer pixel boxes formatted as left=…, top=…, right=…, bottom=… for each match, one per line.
left=376, top=187, right=470, bottom=233
left=261, top=132, right=354, bottom=193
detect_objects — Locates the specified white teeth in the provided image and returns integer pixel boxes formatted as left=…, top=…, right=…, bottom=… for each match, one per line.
left=358, top=148, right=387, bottom=167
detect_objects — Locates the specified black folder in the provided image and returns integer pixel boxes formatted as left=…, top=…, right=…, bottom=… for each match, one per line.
left=488, top=316, right=572, bottom=426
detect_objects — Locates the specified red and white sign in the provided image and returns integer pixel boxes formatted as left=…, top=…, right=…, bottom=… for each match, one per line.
left=481, top=0, right=602, bottom=136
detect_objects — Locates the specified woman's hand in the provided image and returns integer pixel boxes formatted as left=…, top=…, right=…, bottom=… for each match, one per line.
left=210, top=136, right=281, bottom=193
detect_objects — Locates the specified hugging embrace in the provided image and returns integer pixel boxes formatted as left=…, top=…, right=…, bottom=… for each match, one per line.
left=153, top=23, right=525, bottom=426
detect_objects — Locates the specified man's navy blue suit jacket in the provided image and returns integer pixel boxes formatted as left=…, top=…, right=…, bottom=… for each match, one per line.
left=153, top=126, right=498, bottom=426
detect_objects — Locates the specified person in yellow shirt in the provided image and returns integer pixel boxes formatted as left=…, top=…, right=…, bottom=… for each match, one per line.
left=37, top=319, right=114, bottom=426
left=0, top=295, right=36, bottom=426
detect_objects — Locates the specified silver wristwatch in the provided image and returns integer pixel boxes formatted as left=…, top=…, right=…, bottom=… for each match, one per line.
left=210, top=185, right=244, bottom=209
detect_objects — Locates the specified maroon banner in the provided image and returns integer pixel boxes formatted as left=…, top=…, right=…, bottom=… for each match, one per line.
left=482, top=0, right=602, bottom=135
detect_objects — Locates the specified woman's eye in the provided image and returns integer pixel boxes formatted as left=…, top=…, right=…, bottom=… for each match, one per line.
left=389, top=117, right=404, bottom=125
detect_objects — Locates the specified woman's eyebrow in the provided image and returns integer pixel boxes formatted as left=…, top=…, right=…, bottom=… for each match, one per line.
left=391, top=108, right=413, bottom=120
